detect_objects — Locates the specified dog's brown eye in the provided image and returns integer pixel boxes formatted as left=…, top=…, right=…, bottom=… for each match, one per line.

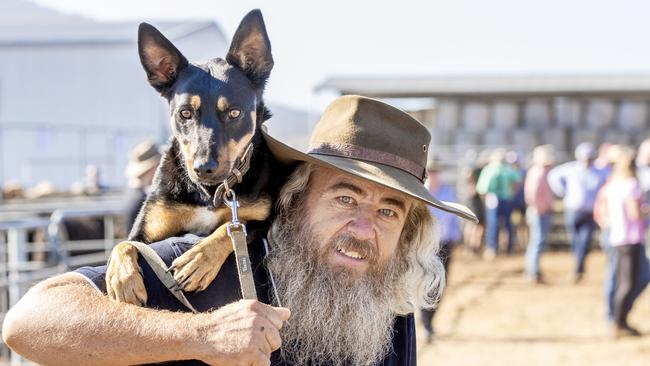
left=180, top=109, right=193, bottom=119
left=227, top=109, right=241, bottom=119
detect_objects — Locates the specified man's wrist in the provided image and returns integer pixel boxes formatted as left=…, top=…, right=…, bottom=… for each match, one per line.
left=149, top=310, right=212, bottom=363
left=184, top=311, right=217, bottom=363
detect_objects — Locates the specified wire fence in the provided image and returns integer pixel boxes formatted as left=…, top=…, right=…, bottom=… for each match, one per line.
left=0, top=202, right=126, bottom=366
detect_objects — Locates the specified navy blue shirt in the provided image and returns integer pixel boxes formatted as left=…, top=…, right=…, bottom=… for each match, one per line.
left=76, top=227, right=416, bottom=365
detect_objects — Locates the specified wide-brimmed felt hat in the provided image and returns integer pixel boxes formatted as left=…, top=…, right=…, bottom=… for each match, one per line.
left=125, top=139, right=162, bottom=179
left=262, top=95, right=478, bottom=223
left=532, top=144, right=555, bottom=166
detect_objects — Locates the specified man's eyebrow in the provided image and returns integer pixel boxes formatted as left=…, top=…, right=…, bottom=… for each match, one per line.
left=327, top=181, right=365, bottom=196
left=327, top=181, right=407, bottom=212
left=381, top=197, right=407, bottom=212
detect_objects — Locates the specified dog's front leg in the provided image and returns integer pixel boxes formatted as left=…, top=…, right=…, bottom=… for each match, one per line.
left=106, top=199, right=191, bottom=305
left=170, top=223, right=232, bottom=292
left=171, top=197, right=272, bottom=292
left=106, top=241, right=147, bottom=305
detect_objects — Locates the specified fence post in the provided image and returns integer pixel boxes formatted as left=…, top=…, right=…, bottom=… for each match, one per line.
left=7, top=227, right=26, bottom=307
left=103, top=215, right=115, bottom=255
left=7, top=227, right=26, bottom=366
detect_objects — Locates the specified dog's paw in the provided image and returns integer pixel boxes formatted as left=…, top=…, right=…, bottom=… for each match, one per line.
left=106, top=241, right=147, bottom=306
left=170, top=244, right=226, bottom=293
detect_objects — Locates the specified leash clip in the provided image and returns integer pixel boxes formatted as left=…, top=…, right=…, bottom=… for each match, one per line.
left=223, top=189, right=247, bottom=236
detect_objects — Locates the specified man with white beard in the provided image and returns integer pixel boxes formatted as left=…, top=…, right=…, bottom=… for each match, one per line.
left=3, top=95, right=477, bottom=366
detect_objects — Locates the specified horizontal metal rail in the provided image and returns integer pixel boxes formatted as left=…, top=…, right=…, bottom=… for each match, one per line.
left=0, top=205, right=127, bottom=365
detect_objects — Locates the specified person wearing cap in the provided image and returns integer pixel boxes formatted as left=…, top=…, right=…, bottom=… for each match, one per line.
left=548, top=142, right=608, bottom=283
left=523, top=145, right=556, bottom=283
left=419, top=157, right=461, bottom=343
left=2, top=95, right=477, bottom=366
left=476, top=148, right=522, bottom=258
left=124, top=139, right=162, bottom=231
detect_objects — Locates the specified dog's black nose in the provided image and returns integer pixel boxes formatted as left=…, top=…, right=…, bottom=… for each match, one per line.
left=193, top=160, right=219, bottom=178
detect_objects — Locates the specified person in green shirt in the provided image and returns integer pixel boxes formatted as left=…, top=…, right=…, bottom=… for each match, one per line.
left=476, top=148, right=522, bottom=258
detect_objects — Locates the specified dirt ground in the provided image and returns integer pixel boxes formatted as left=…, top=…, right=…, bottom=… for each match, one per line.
left=417, top=249, right=650, bottom=366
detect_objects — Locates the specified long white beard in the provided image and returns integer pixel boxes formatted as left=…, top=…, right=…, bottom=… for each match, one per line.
left=266, top=212, right=409, bottom=366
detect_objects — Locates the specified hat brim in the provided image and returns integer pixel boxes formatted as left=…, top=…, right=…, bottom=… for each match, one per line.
left=262, top=130, right=478, bottom=223
left=125, top=158, right=161, bottom=179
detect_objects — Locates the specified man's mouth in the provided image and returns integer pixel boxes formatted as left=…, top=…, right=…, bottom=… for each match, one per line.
left=336, top=247, right=366, bottom=260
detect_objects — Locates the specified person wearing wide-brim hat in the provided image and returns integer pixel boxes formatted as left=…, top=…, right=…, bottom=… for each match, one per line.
left=125, top=139, right=162, bottom=188
left=531, top=144, right=556, bottom=167
left=523, top=144, right=556, bottom=284
left=5, top=95, right=476, bottom=366
left=124, top=139, right=162, bottom=231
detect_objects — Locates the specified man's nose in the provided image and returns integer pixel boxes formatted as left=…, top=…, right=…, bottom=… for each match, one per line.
left=346, top=208, right=375, bottom=241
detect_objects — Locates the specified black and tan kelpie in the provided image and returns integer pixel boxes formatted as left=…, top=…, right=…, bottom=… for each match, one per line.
left=106, top=10, right=289, bottom=305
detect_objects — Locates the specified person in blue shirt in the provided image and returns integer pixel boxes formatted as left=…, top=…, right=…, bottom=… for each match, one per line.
left=2, top=96, right=477, bottom=366
left=548, top=142, right=608, bottom=282
left=419, top=158, right=461, bottom=343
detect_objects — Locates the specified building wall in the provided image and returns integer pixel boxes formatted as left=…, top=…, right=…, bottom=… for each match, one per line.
left=0, top=26, right=227, bottom=189
left=409, top=95, right=650, bottom=162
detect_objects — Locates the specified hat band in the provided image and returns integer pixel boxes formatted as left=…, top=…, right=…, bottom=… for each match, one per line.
left=308, top=143, right=425, bottom=182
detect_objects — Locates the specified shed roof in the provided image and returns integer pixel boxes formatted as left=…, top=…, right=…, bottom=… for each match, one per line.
left=317, top=74, right=650, bottom=97
left=0, top=1, right=225, bottom=47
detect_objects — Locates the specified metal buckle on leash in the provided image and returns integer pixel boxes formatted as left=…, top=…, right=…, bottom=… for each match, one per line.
left=223, top=188, right=257, bottom=300
left=223, top=189, right=247, bottom=236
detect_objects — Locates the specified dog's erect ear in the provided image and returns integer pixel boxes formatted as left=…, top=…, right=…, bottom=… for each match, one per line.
left=226, top=9, right=274, bottom=89
left=138, top=23, right=189, bottom=94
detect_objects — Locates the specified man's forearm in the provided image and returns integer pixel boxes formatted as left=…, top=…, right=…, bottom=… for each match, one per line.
left=2, top=273, right=201, bottom=365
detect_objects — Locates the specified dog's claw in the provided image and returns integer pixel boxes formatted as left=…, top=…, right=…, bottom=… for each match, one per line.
left=179, top=276, right=194, bottom=290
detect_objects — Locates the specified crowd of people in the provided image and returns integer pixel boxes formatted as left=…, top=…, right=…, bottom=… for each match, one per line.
left=421, top=138, right=650, bottom=341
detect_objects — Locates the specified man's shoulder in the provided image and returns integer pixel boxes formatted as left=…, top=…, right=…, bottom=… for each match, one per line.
left=480, top=164, right=498, bottom=175
left=553, top=161, right=575, bottom=171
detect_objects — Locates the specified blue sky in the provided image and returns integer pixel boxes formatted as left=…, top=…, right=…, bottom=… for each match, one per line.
left=34, top=0, right=650, bottom=111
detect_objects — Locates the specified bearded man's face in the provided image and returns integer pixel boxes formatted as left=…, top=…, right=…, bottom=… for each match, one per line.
left=303, top=168, right=411, bottom=277
left=267, top=168, right=413, bottom=366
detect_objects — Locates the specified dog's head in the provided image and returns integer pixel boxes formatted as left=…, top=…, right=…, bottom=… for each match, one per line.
left=138, top=10, right=273, bottom=186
